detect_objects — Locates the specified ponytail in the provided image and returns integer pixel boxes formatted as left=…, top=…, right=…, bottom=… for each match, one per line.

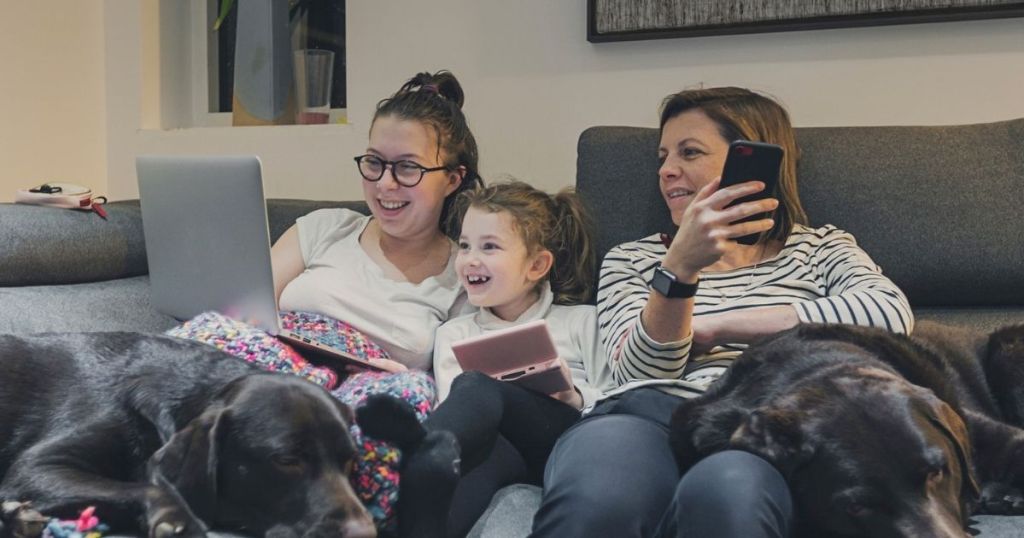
left=547, top=190, right=596, bottom=305
left=454, top=181, right=597, bottom=305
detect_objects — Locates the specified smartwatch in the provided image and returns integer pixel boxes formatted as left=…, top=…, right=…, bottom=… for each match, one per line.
left=650, top=266, right=699, bottom=299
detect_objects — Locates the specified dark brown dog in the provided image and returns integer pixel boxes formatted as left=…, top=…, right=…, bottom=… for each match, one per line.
left=0, top=332, right=375, bottom=538
left=669, top=322, right=1024, bottom=538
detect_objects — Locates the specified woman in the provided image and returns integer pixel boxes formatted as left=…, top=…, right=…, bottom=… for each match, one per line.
left=529, top=87, right=913, bottom=538
left=174, top=70, right=482, bottom=532
left=271, top=70, right=480, bottom=372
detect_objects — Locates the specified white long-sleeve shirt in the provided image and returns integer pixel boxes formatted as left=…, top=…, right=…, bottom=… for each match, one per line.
left=433, top=283, right=615, bottom=410
left=596, top=224, right=914, bottom=400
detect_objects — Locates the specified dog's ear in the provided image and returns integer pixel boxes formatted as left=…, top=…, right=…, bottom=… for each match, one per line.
left=148, top=405, right=227, bottom=523
left=729, top=408, right=812, bottom=475
left=332, top=398, right=355, bottom=427
left=925, top=398, right=981, bottom=508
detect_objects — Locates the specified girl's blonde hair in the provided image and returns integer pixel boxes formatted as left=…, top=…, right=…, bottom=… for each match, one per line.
left=450, top=181, right=596, bottom=305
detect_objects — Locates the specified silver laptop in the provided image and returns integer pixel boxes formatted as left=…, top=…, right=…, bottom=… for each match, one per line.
left=136, top=155, right=388, bottom=371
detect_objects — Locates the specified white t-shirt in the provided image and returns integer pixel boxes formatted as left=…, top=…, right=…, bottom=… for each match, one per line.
left=279, top=208, right=466, bottom=371
left=433, top=283, right=615, bottom=410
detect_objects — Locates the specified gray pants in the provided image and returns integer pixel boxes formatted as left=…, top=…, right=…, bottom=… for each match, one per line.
left=529, top=388, right=794, bottom=538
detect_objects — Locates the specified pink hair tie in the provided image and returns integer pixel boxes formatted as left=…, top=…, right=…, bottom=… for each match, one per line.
left=421, top=83, right=440, bottom=95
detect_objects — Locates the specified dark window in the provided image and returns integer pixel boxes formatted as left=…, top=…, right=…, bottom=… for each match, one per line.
left=213, top=0, right=346, bottom=113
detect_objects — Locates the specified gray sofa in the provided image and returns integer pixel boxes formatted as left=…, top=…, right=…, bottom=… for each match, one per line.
left=1, top=117, right=1023, bottom=537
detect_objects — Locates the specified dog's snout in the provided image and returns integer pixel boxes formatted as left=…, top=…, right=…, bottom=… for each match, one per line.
left=341, top=519, right=376, bottom=538
left=298, top=517, right=375, bottom=538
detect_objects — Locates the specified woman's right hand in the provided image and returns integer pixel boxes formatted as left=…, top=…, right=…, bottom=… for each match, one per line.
left=662, top=178, right=778, bottom=278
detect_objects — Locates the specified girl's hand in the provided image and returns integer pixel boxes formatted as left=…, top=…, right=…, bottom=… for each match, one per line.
left=549, top=360, right=583, bottom=410
left=663, top=179, right=778, bottom=277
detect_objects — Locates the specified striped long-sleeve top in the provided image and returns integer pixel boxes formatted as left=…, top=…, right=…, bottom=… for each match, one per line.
left=596, top=224, right=914, bottom=400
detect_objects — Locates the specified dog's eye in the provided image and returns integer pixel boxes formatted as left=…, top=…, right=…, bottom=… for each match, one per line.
left=846, top=502, right=871, bottom=518
left=926, top=468, right=945, bottom=484
left=272, top=454, right=303, bottom=467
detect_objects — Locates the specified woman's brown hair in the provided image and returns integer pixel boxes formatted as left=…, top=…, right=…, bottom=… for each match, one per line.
left=450, top=181, right=597, bottom=305
left=659, top=87, right=808, bottom=243
left=373, top=70, right=483, bottom=236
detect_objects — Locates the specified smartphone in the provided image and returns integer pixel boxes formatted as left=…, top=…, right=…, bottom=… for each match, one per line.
left=451, top=319, right=573, bottom=395
left=718, top=140, right=784, bottom=245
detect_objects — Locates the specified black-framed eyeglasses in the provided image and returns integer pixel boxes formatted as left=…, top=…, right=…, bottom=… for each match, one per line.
left=354, top=155, right=449, bottom=188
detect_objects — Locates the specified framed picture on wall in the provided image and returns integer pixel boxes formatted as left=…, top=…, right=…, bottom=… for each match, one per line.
left=587, top=0, right=1024, bottom=42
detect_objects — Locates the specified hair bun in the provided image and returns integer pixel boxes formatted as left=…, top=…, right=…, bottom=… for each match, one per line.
left=396, top=71, right=465, bottom=109
left=429, top=71, right=465, bottom=109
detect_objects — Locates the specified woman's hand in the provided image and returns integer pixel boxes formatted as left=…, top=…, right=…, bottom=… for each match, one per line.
left=662, top=178, right=778, bottom=278
left=690, top=315, right=720, bottom=356
left=692, top=306, right=800, bottom=352
left=548, top=360, right=583, bottom=410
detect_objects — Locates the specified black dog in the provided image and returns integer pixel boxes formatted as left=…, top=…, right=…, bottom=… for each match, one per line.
left=0, top=332, right=375, bottom=538
left=669, top=322, right=1024, bottom=538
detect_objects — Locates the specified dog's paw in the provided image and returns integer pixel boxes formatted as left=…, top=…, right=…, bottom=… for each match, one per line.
left=0, top=501, right=48, bottom=538
left=355, top=394, right=426, bottom=449
left=148, top=517, right=208, bottom=538
left=146, top=494, right=208, bottom=538
left=978, top=482, right=1024, bottom=515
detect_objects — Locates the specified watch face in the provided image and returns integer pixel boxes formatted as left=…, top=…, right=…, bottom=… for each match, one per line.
left=651, top=266, right=673, bottom=297
left=651, top=266, right=697, bottom=299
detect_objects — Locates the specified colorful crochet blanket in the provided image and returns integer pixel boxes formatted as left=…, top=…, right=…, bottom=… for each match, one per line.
left=166, top=310, right=436, bottom=533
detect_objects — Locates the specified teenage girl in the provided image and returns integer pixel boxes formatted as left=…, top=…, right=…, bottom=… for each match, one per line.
left=358, top=181, right=614, bottom=538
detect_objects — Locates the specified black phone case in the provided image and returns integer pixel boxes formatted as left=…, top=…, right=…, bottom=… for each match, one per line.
left=718, top=140, right=784, bottom=245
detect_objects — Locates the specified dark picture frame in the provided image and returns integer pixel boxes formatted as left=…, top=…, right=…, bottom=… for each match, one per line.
left=587, top=0, right=1024, bottom=42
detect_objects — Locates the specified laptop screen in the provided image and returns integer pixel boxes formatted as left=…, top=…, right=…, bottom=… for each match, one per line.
left=136, top=155, right=281, bottom=334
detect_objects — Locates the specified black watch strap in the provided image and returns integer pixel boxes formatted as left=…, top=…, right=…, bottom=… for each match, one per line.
left=650, top=266, right=699, bottom=299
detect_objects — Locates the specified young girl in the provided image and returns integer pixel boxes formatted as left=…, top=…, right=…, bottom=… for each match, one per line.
left=358, top=181, right=615, bottom=538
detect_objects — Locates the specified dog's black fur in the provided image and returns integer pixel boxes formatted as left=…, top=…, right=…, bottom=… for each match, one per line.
left=0, top=332, right=375, bottom=538
left=669, top=321, right=1024, bottom=538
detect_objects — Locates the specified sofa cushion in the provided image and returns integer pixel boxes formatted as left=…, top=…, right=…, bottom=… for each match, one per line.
left=796, top=119, right=1024, bottom=308
left=915, top=307, right=1024, bottom=334
left=467, top=484, right=542, bottom=538
left=0, top=275, right=176, bottom=334
left=575, top=118, right=1024, bottom=309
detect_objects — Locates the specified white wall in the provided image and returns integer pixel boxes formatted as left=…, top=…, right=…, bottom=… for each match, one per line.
left=107, top=1, right=1024, bottom=201
left=0, top=1, right=106, bottom=203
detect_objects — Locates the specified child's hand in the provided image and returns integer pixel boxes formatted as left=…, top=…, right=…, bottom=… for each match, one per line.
left=549, top=360, right=583, bottom=410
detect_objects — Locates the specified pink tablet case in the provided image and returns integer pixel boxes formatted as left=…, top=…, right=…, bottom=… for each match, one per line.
left=451, top=319, right=572, bottom=394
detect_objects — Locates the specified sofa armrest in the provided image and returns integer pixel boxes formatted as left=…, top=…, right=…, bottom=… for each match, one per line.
left=0, top=199, right=371, bottom=287
left=0, top=201, right=148, bottom=286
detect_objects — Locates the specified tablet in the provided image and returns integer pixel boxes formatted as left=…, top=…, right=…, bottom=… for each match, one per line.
left=451, top=319, right=573, bottom=394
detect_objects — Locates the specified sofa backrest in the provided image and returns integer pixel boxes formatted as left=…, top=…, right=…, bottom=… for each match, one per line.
left=576, top=118, right=1024, bottom=309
